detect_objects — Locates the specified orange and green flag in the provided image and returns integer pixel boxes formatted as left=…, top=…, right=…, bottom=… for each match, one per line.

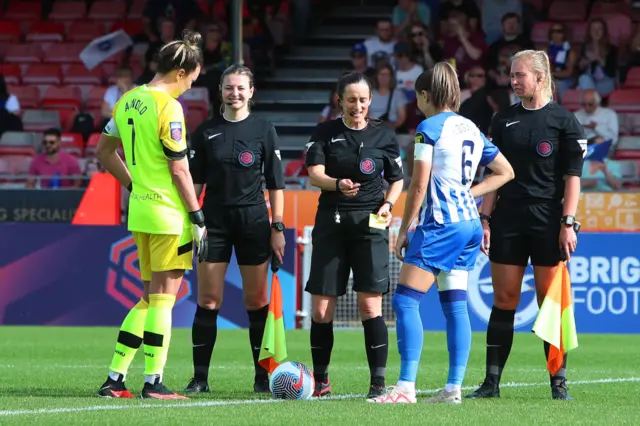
left=532, top=262, right=579, bottom=375
left=258, top=272, right=288, bottom=374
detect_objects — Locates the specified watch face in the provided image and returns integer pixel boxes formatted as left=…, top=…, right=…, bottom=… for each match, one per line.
left=273, top=222, right=284, bottom=231
left=563, top=216, right=575, bottom=225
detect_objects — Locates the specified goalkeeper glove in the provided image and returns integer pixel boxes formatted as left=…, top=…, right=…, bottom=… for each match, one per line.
left=189, top=209, right=208, bottom=263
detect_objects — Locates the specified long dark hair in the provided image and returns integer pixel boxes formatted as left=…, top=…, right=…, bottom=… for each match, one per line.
left=0, top=75, right=8, bottom=103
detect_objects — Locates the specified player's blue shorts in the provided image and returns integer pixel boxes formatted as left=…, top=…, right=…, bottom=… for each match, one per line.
left=404, top=219, right=483, bottom=275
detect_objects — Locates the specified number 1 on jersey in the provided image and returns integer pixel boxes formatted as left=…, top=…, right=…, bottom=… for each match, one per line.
left=127, top=117, right=136, bottom=166
left=461, top=140, right=475, bottom=185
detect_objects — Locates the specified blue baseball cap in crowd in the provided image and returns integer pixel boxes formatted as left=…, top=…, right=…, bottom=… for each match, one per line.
left=351, top=43, right=367, bottom=55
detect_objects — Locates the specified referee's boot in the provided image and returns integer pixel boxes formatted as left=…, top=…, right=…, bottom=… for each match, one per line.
left=253, top=375, right=270, bottom=394
left=184, top=377, right=210, bottom=394
left=367, top=384, right=386, bottom=399
left=96, top=375, right=134, bottom=399
left=551, top=379, right=573, bottom=400
left=465, top=374, right=500, bottom=399
left=312, top=380, right=332, bottom=398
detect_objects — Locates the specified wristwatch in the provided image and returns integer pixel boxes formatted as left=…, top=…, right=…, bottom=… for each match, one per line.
left=271, top=221, right=285, bottom=232
left=383, top=200, right=394, bottom=211
left=561, top=215, right=576, bottom=226
left=479, top=213, right=491, bottom=223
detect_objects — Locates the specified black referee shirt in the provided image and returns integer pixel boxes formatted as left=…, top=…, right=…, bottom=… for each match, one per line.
left=490, top=102, right=586, bottom=201
left=190, top=114, right=285, bottom=208
left=305, top=118, right=404, bottom=211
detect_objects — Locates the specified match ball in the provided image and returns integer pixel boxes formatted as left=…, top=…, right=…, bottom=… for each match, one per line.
left=269, top=361, right=315, bottom=400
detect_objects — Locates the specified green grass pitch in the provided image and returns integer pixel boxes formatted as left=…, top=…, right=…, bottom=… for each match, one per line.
left=0, top=327, right=638, bottom=425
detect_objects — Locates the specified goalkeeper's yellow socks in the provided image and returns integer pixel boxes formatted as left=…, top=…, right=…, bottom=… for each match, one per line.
left=143, top=293, right=175, bottom=384
left=108, top=298, right=149, bottom=379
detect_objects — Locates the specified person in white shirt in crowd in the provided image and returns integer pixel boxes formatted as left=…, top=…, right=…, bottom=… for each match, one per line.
left=573, top=89, right=621, bottom=190
left=393, top=42, right=424, bottom=102
left=369, top=63, right=408, bottom=131
left=364, top=18, right=397, bottom=68
left=101, top=66, right=136, bottom=127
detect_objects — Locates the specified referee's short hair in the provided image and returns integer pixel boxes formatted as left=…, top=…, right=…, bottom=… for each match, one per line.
left=415, top=62, right=461, bottom=112
left=157, top=30, right=204, bottom=75
left=511, top=49, right=555, bottom=102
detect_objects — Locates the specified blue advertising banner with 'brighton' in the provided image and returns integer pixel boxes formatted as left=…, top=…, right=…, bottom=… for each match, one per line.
left=0, top=224, right=298, bottom=329
left=418, top=233, right=640, bottom=334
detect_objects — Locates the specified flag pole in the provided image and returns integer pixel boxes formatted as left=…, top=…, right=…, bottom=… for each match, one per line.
left=232, top=0, right=244, bottom=66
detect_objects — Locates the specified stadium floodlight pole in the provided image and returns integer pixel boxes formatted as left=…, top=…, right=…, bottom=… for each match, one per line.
left=232, top=0, right=244, bottom=65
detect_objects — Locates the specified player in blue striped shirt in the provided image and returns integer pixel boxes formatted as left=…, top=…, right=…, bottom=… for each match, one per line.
left=370, top=62, right=514, bottom=404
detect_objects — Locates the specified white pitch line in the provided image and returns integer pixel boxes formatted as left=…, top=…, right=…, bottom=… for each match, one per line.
left=0, top=377, right=639, bottom=417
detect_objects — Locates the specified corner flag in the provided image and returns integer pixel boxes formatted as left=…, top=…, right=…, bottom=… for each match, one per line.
left=258, top=255, right=288, bottom=374
left=532, top=261, right=579, bottom=375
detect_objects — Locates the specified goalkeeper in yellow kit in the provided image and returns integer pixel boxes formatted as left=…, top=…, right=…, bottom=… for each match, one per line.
left=95, top=30, right=207, bottom=400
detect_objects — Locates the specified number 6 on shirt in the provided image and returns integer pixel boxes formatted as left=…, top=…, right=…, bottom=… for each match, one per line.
left=461, top=140, right=474, bottom=185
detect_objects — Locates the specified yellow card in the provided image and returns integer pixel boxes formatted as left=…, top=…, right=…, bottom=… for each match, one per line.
left=369, top=214, right=387, bottom=230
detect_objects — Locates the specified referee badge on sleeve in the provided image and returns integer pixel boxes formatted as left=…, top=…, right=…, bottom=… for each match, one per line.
left=170, top=122, right=182, bottom=142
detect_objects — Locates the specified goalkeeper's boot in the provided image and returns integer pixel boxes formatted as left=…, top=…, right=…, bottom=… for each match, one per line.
left=366, top=384, right=385, bottom=399
left=465, top=374, right=500, bottom=399
left=141, top=377, right=189, bottom=400
left=551, top=379, right=573, bottom=400
left=253, top=375, right=270, bottom=394
left=96, top=375, right=134, bottom=399
left=312, top=380, right=332, bottom=398
left=368, top=385, right=416, bottom=404
left=184, top=377, right=210, bottom=394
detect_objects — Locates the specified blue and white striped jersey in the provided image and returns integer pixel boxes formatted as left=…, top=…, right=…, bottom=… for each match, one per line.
left=414, top=112, right=499, bottom=225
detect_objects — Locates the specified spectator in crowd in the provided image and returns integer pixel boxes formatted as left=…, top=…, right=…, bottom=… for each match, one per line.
left=102, top=66, right=136, bottom=128
left=548, top=22, right=577, bottom=101
left=481, top=0, right=522, bottom=44
left=372, top=51, right=393, bottom=72
left=459, top=66, right=494, bottom=135
left=485, top=13, right=533, bottom=90
left=574, top=89, right=621, bottom=190
left=145, top=18, right=177, bottom=63
left=318, top=89, right=340, bottom=123
left=577, top=18, right=618, bottom=98
left=27, top=128, right=82, bottom=189
left=392, top=0, right=431, bottom=39
left=83, top=158, right=105, bottom=188
left=442, top=11, right=486, bottom=84
left=142, top=0, right=199, bottom=41
left=136, top=50, right=159, bottom=85
left=364, top=18, right=397, bottom=68
left=196, top=23, right=233, bottom=107
left=622, top=24, right=640, bottom=81
left=0, top=75, right=23, bottom=135
left=439, top=0, right=480, bottom=35
left=408, top=23, right=443, bottom=71
left=393, top=42, right=424, bottom=101
left=347, top=43, right=376, bottom=79
left=369, top=64, right=408, bottom=131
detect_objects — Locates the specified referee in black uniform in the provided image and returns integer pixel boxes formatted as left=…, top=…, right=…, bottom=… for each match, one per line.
left=305, top=71, right=405, bottom=399
left=185, top=65, right=286, bottom=394
left=467, top=50, right=586, bottom=401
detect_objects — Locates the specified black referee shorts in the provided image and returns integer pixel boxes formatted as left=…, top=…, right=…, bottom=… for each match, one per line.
left=305, top=209, right=390, bottom=297
left=489, top=199, right=565, bottom=267
left=204, top=203, right=271, bottom=266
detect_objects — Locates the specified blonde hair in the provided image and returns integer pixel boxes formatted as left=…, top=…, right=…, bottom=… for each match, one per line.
left=414, top=61, right=461, bottom=112
left=156, top=30, right=203, bottom=75
left=511, top=49, right=554, bottom=102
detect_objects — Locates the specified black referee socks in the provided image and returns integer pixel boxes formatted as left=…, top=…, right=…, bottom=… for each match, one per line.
left=248, top=305, right=270, bottom=380
left=362, top=316, right=388, bottom=387
left=485, top=306, right=516, bottom=381
left=310, top=320, right=334, bottom=384
left=192, top=305, right=220, bottom=381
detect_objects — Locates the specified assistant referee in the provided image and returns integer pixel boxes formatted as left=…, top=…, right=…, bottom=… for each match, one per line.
left=467, top=50, right=586, bottom=401
left=185, top=65, right=286, bottom=394
left=305, top=71, right=405, bottom=400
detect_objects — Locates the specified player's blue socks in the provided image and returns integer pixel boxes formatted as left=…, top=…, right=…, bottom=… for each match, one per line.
left=439, top=289, right=471, bottom=390
left=392, top=284, right=426, bottom=392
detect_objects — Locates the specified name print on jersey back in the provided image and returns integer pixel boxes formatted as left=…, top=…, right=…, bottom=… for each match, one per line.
left=415, top=112, right=499, bottom=225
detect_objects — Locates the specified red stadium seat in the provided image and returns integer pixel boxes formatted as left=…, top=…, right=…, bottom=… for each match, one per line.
left=88, top=1, right=127, bottom=20
left=560, top=89, right=583, bottom=111
left=530, top=21, right=552, bottom=45
left=25, top=21, right=65, bottom=42
left=43, top=42, right=85, bottom=63
left=42, top=86, right=83, bottom=110
left=187, top=109, right=206, bottom=134
left=87, top=86, right=107, bottom=109
left=0, top=146, right=36, bottom=157
left=548, top=0, right=588, bottom=21
left=623, top=67, right=640, bottom=88
left=22, top=64, right=62, bottom=85
left=0, top=21, right=21, bottom=42
left=609, top=90, right=640, bottom=113
left=63, top=64, right=104, bottom=85
left=128, top=0, right=146, bottom=19
left=60, top=132, right=85, bottom=157
left=8, top=85, right=40, bottom=109
left=67, top=21, right=106, bottom=42
left=3, top=2, right=42, bottom=20
left=49, top=1, right=87, bottom=21
left=21, top=109, right=61, bottom=132
left=0, top=155, right=34, bottom=178
left=567, top=22, right=587, bottom=44
left=85, top=132, right=101, bottom=157
left=600, top=13, right=633, bottom=45
left=110, top=20, right=143, bottom=37
left=590, top=1, right=631, bottom=18
left=4, top=43, right=42, bottom=63
left=182, top=87, right=210, bottom=116
left=0, top=64, right=22, bottom=85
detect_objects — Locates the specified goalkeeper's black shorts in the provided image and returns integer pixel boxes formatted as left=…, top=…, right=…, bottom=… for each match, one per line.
left=305, top=209, right=390, bottom=297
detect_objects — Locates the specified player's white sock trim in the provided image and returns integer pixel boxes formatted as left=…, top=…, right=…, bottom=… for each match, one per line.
left=397, top=380, right=416, bottom=393
left=109, top=371, right=124, bottom=382
left=445, top=383, right=461, bottom=392
left=144, top=374, right=161, bottom=385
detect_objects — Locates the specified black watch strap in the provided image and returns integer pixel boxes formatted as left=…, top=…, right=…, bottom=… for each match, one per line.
left=479, top=213, right=491, bottom=223
left=383, top=200, right=394, bottom=211
left=336, top=179, right=341, bottom=191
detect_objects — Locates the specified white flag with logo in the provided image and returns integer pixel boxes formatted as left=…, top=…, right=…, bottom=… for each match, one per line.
left=80, top=30, right=133, bottom=70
